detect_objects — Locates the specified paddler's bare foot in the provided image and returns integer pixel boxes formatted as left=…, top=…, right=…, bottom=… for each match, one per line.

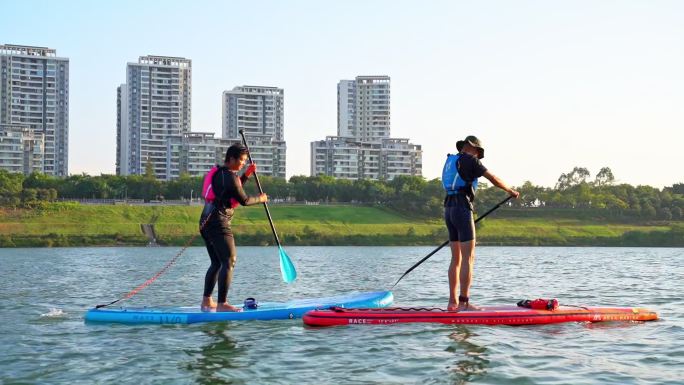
left=458, top=302, right=481, bottom=311
left=447, top=302, right=459, bottom=311
left=201, top=297, right=217, bottom=312
left=216, top=303, right=242, bottom=312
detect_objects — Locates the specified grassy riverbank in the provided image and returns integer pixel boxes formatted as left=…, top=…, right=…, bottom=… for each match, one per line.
left=0, top=202, right=682, bottom=247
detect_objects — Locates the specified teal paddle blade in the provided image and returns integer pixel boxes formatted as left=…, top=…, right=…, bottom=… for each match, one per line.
left=278, top=246, right=297, bottom=283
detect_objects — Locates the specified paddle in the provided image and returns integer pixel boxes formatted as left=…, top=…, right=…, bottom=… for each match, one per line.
left=238, top=130, right=297, bottom=283
left=391, top=195, right=513, bottom=288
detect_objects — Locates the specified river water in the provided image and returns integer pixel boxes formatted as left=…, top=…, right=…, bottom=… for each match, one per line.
left=0, top=246, right=682, bottom=384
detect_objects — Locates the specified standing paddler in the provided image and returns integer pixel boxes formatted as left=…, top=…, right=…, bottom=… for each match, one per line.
left=199, top=144, right=267, bottom=312
left=442, top=135, right=519, bottom=311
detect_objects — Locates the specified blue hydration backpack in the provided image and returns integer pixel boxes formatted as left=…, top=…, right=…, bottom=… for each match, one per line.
left=442, top=154, right=478, bottom=195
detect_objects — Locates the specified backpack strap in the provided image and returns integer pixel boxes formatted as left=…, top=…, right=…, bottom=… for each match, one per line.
left=457, top=155, right=475, bottom=199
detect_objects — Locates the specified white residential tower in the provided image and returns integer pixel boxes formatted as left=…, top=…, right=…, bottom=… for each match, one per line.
left=222, top=86, right=286, bottom=178
left=0, top=44, right=68, bottom=176
left=312, top=75, right=421, bottom=180
left=116, top=55, right=192, bottom=180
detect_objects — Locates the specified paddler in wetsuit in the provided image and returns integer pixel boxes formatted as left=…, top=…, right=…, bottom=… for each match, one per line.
left=200, top=143, right=267, bottom=312
left=442, top=136, right=519, bottom=311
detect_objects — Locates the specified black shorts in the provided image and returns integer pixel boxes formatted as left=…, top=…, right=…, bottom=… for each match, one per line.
left=444, top=202, right=475, bottom=242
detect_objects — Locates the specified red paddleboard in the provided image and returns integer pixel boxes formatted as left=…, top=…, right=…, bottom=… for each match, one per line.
left=303, top=305, right=658, bottom=327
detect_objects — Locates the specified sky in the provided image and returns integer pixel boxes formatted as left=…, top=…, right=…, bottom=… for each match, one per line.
left=2, top=0, right=683, bottom=188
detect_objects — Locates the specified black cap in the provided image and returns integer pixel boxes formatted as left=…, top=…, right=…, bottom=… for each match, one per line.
left=456, top=135, right=484, bottom=159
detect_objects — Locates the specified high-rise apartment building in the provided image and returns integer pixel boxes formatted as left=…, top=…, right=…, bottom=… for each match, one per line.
left=380, top=138, right=422, bottom=179
left=310, top=136, right=421, bottom=180
left=165, top=132, right=238, bottom=179
left=117, top=55, right=191, bottom=180
left=222, top=86, right=286, bottom=178
left=312, top=75, right=421, bottom=180
left=338, top=76, right=390, bottom=141
left=311, top=136, right=375, bottom=179
left=116, top=84, right=128, bottom=176
left=0, top=44, right=68, bottom=176
left=337, top=80, right=356, bottom=138
left=0, top=123, right=44, bottom=175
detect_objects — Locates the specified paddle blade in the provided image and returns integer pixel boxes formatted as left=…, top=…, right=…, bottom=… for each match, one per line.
left=278, top=246, right=297, bottom=283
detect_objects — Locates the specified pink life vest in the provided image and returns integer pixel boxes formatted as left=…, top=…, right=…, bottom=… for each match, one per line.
left=201, top=166, right=219, bottom=203
left=201, top=166, right=241, bottom=208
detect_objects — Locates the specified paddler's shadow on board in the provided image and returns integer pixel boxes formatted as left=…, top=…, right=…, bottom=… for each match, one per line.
left=445, top=326, right=490, bottom=384
left=183, top=323, right=243, bottom=385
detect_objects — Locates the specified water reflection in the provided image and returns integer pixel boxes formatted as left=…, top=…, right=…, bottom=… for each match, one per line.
left=582, top=320, right=653, bottom=330
left=445, top=326, right=489, bottom=384
left=184, top=323, right=244, bottom=385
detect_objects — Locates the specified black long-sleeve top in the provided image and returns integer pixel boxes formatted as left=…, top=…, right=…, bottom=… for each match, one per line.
left=201, top=167, right=261, bottom=233
left=212, top=167, right=260, bottom=210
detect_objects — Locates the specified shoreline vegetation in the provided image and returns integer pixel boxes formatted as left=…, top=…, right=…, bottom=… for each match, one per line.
left=2, top=169, right=683, bottom=247
left=1, top=203, right=682, bottom=248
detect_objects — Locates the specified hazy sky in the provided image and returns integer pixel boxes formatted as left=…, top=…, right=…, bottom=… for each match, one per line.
left=3, top=0, right=683, bottom=187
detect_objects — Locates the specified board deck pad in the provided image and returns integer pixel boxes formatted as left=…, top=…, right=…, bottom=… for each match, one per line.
left=85, top=291, right=393, bottom=324
left=302, top=305, right=658, bottom=327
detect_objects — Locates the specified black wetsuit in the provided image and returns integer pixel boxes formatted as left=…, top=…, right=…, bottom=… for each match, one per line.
left=443, top=153, right=487, bottom=242
left=200, top=167, right=260, bottom=303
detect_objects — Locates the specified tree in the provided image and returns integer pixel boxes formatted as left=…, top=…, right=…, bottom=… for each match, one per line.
left=556, top=167, right=591, bottom=190
left=516, top=181, right=547, bottom=207
left=69, top=174, right=110, bottom=199
left=672, top=183, right=684, bottom=195
left=21, top=188, right=38, bottom=204
left=288, top=175, right=337, bottom=202
left=354, top=178, right=392, bottom=203
left=257, top=176, right=289, bottom=200
left=657, top=207, right=672, bottom=220
left=0, top=170, right=23, bottom=206
left=144, top=159, right=156, bottom=180
left=47, top=188, right=58, bottom=201
left=127, top=174, right=161, bottom=201
left=595, top=167, right=615, bottom=186
left=36, top=188, right=53, bottom=201
left=23, top=172, right=59, bottom=191
left=672, top=206, right=682, bottom=219
left=641, top=203, right=657, bottom=219
left=164, top=172, right=201, bottom=200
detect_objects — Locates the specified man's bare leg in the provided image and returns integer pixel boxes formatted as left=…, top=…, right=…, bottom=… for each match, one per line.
left=458, top=239, right=480, bottom=311
left=447, top=241, right=462, bottom=311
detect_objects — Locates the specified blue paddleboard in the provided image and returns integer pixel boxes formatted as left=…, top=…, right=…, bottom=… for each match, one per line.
left=84, top=290, right=393, bottom=324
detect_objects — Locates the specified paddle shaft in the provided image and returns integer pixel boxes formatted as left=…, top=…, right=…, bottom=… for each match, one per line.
left=238, top=130, right=282, bottom=247
left=392, top=195, right=513, bottom=288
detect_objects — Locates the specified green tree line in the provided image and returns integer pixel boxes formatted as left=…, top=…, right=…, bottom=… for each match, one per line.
left=1, top=167, right=682, bottom=220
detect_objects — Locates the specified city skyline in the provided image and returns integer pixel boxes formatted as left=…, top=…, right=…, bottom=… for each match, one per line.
left=2, top=0, right=683, bottom=188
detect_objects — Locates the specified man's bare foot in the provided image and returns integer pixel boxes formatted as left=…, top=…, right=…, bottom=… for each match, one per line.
left=216, top=303, right=242, bottom=312
left=458, top=302, right=481, bottom=311
left=447, top=302, right=459, bottom=311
